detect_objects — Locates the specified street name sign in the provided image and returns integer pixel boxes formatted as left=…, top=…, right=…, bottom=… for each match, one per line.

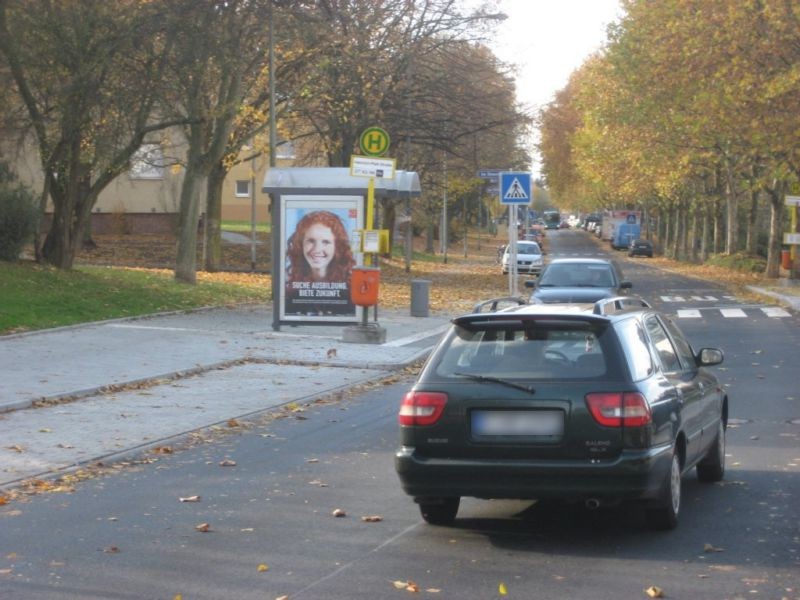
left=477, top=168, right=507, bottom=180
left=350, top=155, right=396, bottom=179
left=785, top=195, right=800, bottom=207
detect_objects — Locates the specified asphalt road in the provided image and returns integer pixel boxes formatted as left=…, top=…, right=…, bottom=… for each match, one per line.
left=1, top=229, right=798, bottom=599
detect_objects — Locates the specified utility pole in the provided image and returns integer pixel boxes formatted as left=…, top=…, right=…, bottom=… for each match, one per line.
left=441, top=149, right=448, bottom=264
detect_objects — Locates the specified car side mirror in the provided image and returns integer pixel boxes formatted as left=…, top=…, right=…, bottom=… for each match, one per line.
left=620, top=281, right=632, bottom=289
left=524, top=280, right=537, bottom=288
left=697, top=348, right=724, bottom=366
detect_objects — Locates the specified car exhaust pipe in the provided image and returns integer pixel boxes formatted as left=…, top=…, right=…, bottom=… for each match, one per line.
left=585, top=498, right=601, bottom=510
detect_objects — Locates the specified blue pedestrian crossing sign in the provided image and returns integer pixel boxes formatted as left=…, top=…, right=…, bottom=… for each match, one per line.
left=499, top=172, right=532, bottom=205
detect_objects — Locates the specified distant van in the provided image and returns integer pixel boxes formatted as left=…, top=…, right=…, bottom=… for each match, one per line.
left=612, top=223, right=641, bottom=249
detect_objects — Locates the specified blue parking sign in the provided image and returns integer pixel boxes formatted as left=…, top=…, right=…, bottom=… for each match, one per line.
left=500, top=172, right=531, bottom=205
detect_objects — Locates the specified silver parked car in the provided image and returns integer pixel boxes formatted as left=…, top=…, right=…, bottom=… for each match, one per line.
left=502, top=241, right=544, bottom=275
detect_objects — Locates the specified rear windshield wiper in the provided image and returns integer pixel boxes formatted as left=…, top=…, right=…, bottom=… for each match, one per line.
left=453, top=372, right=536, bottom=395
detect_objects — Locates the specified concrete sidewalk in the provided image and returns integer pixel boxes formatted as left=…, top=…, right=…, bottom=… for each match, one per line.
left=0, top=305, right=452, bottom=488
left=0, top=305, right=451, bottom=413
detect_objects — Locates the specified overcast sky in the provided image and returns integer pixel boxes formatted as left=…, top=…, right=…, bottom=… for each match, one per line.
left=475, top=0, right=622, bottom=173
left=488, top=0, right=623, bottom=111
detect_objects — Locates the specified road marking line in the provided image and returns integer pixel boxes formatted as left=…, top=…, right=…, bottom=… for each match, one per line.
left=720, top=308, right=747, bottom=318
left=677, top=309, right=702, bottom=318
left=690, top=295, right=718, bottom=301
left=762, top=307, right=791, bottom=318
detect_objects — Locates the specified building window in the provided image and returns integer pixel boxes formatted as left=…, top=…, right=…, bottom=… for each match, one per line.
left=235, top=180, right=251, bottom=197
left=129, top=144, right=165, bottom=180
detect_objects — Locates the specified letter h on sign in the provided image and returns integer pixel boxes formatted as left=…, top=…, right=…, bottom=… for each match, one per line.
left=359, top=127, right=389, bottom=157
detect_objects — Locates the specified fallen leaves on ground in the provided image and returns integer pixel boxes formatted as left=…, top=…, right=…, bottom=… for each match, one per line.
left=179, top=495, right=201, bottom=503
left=361, top=515, right=383, bottom=522
left=195, top=523, right=211, bottom=532
left=219, top=459, right=237, bottom=467
left=332, top=508, right=346, bottom=518
left=703, top=543, right=724, bottom=553
left=393, top=580, right=420, bottom=593
left=644, top=585, right=664, bottom=598
left=257, top=564, right=269, bottom=572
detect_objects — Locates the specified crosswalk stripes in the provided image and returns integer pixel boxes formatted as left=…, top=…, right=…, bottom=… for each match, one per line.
left=660, top=295, right=737, bottom=302
left=675, top=307, right=791, bottom=319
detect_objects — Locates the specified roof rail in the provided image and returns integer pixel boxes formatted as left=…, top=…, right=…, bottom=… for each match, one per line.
left=593, top=296, right=651, bottom=315
left=472, top=296, right=528, bottom=314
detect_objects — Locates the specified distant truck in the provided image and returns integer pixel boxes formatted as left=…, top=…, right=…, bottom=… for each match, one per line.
left=601, top=209, right=641, bottom=243
left=612, top=223, right=641, bottom=250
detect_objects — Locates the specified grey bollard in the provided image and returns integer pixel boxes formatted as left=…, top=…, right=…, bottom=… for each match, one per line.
left=410, top=279, right=431, bottom=317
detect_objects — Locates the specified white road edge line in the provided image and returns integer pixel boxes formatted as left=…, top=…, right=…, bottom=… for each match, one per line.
left=289, top=522, right=421, bottom=598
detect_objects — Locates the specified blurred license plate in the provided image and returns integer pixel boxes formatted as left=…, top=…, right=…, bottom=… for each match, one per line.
left=472, top=410, right=563, bottom=436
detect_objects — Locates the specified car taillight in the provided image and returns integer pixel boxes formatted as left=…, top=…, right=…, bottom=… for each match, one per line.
left=585, top=392, right=651, bottom=427
left=398, top=391, right=447, bottom=426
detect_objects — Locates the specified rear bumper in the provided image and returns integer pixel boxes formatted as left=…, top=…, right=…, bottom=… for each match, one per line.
left=395, top=444, right=673, bottom=501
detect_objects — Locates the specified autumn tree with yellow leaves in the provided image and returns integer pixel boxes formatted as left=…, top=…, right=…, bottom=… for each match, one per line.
left=538, top=0, right=800, bottom=275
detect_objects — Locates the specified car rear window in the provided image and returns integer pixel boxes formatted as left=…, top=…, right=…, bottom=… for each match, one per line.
left=435, top=320, right=615, bottom=380
left=517, top=243, right=541, bottom=255
left=539, top=263, right=614, bottom=287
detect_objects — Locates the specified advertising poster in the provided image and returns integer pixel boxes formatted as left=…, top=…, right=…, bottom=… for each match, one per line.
left=280, top=196, right=362, bottom=322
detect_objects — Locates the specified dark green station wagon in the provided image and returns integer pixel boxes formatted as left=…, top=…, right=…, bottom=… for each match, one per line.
left=395, top=297, right=728, bottom=530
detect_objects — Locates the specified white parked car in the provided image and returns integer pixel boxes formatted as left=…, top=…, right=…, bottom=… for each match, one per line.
left=502, top=241, right=544, bottom=275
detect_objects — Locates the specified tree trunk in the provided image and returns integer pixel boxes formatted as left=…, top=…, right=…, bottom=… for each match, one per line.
left=724, top=163, right=739, bottom=254
left=765, top=182, right=787, bottom=278
left=41, top=172, right=94, bottom=270
left=688, top=203, right=698, bottom=262
left=34, top=176, right=50, bottom=263
left=745, top=188, right=758, bottom=254
left=204, top=165, right=226, bottom=272
left=41, top=194, right=74, bottom=269
left=700, top=204, right=710, bottom=262
left=175, top=161, right=203, bottom=284
left=713, top=197, right=724, bottom=254
left=671, top=204, right=682, bottom=260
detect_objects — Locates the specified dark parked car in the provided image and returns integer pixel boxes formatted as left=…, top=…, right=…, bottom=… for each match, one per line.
left=629, top=238, right=654, bottom=258
left=525, top=258, right=631, bottom=303
left=395, top=297, right=727, bottom=530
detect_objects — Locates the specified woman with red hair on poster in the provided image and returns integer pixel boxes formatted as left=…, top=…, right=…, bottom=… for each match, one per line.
left=285, top=210, right=356, bottom=316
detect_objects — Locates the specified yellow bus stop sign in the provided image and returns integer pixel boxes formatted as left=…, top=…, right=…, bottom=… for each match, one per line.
left=359, top=127, right=390, bottom=157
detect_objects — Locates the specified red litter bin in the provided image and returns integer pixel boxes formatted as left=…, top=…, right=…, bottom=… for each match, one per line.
left=781, top=249, right=791, bottom=270
left=350, top=266, right=380, bottom=307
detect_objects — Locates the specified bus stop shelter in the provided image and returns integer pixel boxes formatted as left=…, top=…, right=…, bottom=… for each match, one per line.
left=262, top=167, right=421, bottom=332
